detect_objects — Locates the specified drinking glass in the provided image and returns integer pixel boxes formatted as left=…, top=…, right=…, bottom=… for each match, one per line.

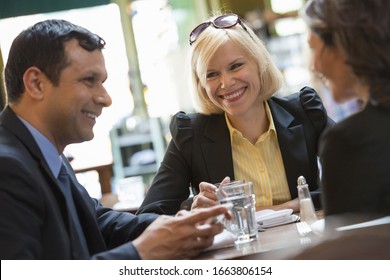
left=216, top=181, right=258, bottom=244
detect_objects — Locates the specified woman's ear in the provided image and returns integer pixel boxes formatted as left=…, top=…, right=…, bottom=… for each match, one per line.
left=22, top=66, right=46, bottom=101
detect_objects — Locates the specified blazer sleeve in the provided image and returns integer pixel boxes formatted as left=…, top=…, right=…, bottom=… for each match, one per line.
left=92, top=242, right=141, bottom=260
left=299, top=86, right=335, bottom=136
left=299, top=86, right=335, bottom=208
left=137, top=112, right=194, bottom=215
left=92, top=202, right=159, bottom=259
left=271, top=86, right=334, bottom=209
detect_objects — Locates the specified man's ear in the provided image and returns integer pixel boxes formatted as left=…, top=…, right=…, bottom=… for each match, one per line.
left=22, top=67, right=47, bottom=100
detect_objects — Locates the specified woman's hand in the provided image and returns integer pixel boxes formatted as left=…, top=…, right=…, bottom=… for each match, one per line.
left=191, top=176, right=230, bottom=210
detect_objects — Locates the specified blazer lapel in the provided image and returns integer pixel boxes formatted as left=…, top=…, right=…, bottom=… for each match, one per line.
left=61, top=156, right=106, bottom=253
left=201, top=115, right=235, bottom=184
left=268, top=100, right=310, bottom=197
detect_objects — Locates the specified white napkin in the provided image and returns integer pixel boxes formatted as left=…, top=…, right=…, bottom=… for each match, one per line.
left=256, top=209, right=299, bottom=228
left=204, top=229, right=236, bottom=252
left=310, top=218, right=325, bottom=235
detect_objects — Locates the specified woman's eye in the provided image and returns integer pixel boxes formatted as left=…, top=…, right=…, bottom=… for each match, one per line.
left=231, top=62, right=243, bottom=70
left=206, top=72, right=218, bottom=79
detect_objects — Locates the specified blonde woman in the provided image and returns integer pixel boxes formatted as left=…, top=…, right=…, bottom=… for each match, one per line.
left=138, top=14, right=333, bottom=215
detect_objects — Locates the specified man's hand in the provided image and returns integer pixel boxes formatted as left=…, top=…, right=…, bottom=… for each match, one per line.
left=133, top=204, right=231, bottom=259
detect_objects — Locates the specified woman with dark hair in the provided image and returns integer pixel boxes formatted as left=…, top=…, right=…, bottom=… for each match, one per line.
left=304, top=0, right=390, bottom=218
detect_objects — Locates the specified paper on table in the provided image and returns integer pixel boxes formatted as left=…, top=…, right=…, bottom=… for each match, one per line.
left=256, top=209, right=299, bottom=228
left=204, top=229, right=236, bottom=252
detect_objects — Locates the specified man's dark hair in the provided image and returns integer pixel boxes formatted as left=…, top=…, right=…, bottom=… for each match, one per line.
left=4, top=19, right=106, bottom=103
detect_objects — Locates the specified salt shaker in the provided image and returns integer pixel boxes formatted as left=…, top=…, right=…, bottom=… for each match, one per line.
left=297, top=176, right=318, bottom=225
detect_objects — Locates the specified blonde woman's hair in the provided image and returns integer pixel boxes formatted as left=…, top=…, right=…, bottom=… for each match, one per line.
left=188, top=15, right=284, bottom=114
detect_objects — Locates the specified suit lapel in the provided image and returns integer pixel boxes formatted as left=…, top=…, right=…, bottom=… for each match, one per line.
left=61, top=156, right=106, bottom=253
left=268, top=99, right=310, bottom=197
left=201, top=115, right=235, bottom=184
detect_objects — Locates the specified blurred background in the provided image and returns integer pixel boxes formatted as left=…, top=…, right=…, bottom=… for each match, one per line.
left=0, top=0, right=358, bottom=208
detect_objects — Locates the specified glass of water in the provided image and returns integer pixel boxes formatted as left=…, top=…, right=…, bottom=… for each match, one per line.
left=216, top=181, right=258, bottom=244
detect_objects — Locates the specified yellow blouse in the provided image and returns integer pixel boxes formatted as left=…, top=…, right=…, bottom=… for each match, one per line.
left=225, top=102, right=291, bottom=208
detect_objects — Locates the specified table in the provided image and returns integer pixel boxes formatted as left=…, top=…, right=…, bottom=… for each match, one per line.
left=194, top=212, right=390, bottom=260
left=194, top=220, right=323, bottom=260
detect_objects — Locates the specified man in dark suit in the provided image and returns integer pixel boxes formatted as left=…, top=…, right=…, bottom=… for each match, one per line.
left=0, top=19, right=229, bottom=260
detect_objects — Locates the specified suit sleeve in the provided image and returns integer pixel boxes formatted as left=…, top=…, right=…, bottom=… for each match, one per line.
left=92, top=202, right=159, bottom=259
left=92, top=242, right=141, bottom=260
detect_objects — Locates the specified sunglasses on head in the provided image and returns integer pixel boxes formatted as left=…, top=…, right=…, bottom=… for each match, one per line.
left=189, top=13, right=249, bottom=46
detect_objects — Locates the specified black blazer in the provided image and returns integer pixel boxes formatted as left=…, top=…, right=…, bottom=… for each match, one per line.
left=138, top=87, right=334, bottom=215
left=0, top=107, right=158, bottom=259
left=320, top=102, right=390, bottom=217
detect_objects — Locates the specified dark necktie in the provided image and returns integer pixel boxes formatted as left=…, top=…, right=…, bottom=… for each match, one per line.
left=58, top=163, right=90, bottom=259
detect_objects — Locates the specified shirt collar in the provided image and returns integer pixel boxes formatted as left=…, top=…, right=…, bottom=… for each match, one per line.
left=225, top=101, right=276, bottom=139
left=17, top=116, right=62, bottom=178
